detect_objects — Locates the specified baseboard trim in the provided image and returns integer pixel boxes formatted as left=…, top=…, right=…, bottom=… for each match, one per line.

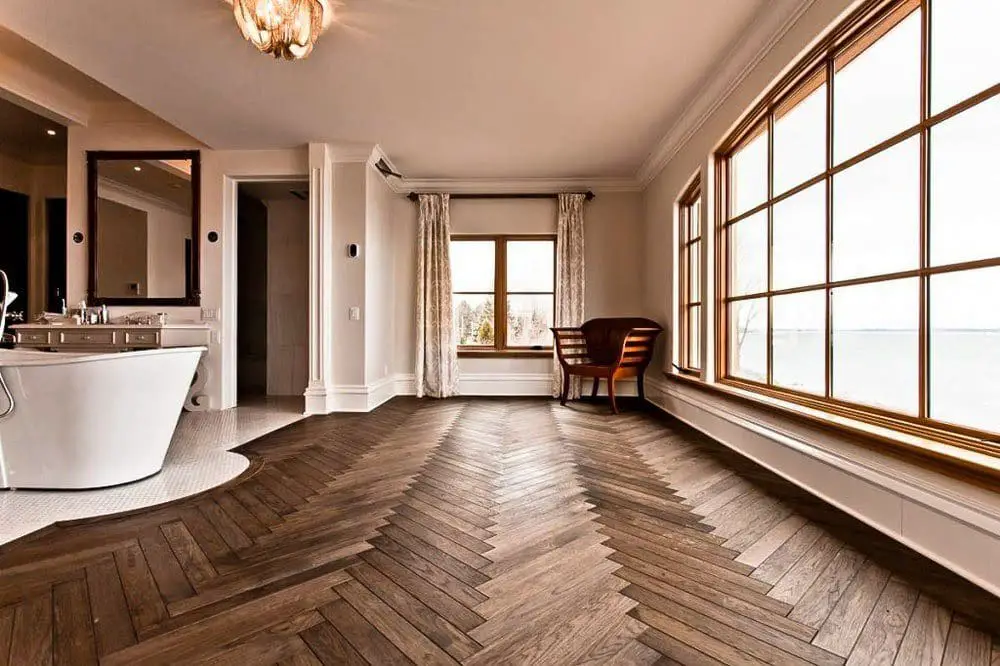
left=643, top=376, right=1000, bottom=599
left=392, top=373, right=639, bottom=398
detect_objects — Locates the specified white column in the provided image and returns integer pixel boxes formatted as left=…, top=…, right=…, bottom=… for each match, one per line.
left=304, top=143, right=336, bottom=414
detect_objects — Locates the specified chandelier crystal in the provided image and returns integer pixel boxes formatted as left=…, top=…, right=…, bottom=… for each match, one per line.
left=230, top=0, right=333, bottom=60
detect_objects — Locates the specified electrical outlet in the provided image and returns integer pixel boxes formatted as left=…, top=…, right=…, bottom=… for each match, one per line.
left=211, top=330, right=221, bottom=344
left=349, top=306, right=360, bottom=321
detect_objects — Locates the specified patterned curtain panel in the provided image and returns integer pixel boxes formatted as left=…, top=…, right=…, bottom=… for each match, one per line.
left=552, top=193, right=586, bottom=398
left=415, top=194, right=460, bottom=398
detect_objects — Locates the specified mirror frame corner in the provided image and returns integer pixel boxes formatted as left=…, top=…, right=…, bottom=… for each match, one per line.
left=86, top=149, right=202, bottom=307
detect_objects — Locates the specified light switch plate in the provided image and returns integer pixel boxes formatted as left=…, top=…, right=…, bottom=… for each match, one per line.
left=201, top=308, right=218, bottom=321
left=349, top=306, right=360, bottom=321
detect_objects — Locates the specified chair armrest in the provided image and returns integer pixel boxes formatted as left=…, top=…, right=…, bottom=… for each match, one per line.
left=551, top=327, right=589, bottom=365
left=613, top=327, right=662, bottom=368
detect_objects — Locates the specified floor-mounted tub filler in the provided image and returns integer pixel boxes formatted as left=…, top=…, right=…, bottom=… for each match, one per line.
left=0, top=269, right=205, bottom=489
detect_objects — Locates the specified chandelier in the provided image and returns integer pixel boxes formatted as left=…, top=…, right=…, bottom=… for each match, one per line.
left=229, top=0, right=334, bottom=60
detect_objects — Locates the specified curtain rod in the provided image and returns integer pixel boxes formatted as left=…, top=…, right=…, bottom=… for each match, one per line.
left=406, top=191, right=595, bottom=202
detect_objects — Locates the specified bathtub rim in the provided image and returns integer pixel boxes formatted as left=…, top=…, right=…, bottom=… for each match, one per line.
left=0, top=346, right=208, bottom=367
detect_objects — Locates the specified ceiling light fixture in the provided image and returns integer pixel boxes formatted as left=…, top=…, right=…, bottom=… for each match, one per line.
left=227, top=0, right=334, bottom=60
left=134, top=166, right=142, bottom=172
left=46, top=129, right=57, bottom=136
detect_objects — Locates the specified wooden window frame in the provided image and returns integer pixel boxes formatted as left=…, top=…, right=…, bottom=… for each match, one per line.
left=714, top=0, right=1000, bottom=457
left=451, top=234, right=556, bottom=358
left=678, top=175, right=703, bottom=376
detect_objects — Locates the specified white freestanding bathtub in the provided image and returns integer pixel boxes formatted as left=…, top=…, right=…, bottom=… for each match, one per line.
left=0, top=347, right=205, bottom=489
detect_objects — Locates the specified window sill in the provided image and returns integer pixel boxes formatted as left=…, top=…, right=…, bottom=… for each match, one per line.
left=661, top=371, right=1000, bottom=487
left=458, top=349, right=553, bottom=359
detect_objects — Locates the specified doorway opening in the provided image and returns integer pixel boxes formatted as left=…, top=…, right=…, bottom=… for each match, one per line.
left=236, top=181, right=310, bottom=408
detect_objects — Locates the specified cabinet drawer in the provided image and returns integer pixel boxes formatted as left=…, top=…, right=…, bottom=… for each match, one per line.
left=124, top=330, right=160, bottom=346
left=16, top=330, right=50, bottom=345
left=59, top=330, right=116, bottom=346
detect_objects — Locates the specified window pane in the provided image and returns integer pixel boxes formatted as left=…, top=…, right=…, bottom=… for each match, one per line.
left=730, top=298, right=767, bottom=382
left=506, top=295, right=553, bottom=347
left=506, top=240, right=554, bottom=292
left=833, top=136, right=920, bottom=280
left=930, top=268, right=1000, bottom=433
left=731, top=126, right=769, bottom=217
left=774, top=78, right=827, bottom=195
left=689, top=304, right=701, bottom=370
left=832, top=278, right=918, bottom=414
left=690, top=198, right=702, bottom=238
left=451, top=240, right=495, bottom=292
left=688, top=240, right=701, bottom=303
left=454, top=294, right=495, bottom=346
left=729, top=211, right=768, bottom=296
left=772, top=183, right=826, bottom=290
left=773, top=290, right=826, bottom=395
left=931, top=0, right=1000, bottom=114
left=834, top=10, right=921, bottom=163
left=930, top=96, right=1000, bottom=267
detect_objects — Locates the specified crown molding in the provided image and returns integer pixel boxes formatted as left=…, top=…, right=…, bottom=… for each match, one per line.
left=635, top=0, right=819, bottom=187
left=398, top=176, right=642, bottom=196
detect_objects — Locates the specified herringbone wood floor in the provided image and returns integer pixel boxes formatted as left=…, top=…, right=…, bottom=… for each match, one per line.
left=1, top=398, right=999, bottom=665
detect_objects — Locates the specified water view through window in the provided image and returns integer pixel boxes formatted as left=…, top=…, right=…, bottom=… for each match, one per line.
left=722, top=0, right=1000, bottom=436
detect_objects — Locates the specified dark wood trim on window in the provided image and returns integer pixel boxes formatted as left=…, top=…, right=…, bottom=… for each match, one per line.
left=452, top=234, right=556, bottom=356
left=677, top=175, right=703, bottom=376
left=714, top=0, right=1000, bottom=461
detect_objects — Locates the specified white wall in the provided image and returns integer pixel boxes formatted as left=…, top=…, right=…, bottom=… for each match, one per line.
left=265, top=198, right=309, bottom=396
left=390, top=191, right=645, bottom=394
left=640, top=0, right=1000, bottom=596
left=365, top=164, right=395, bottom=391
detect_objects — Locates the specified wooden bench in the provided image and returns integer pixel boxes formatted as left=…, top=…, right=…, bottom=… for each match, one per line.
left=551, top=317, right=663, bottom=414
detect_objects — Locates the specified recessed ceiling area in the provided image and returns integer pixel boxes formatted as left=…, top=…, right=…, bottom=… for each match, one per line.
left=0, top=95, right=66, bottom=166
left=0, top=0, right=774, bottom=179
left=239, top=181, right=310, bottom=201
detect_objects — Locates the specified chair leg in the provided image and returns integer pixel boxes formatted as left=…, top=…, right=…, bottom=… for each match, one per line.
left=607, top=374, right=619, bottom=415
left=560, top=371, right=570, bottom=406
left=637, top=374, right=645, bottom=401
left=591, top=378, right=599, bottom=397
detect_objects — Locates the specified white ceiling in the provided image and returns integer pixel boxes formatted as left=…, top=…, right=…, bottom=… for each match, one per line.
left=0, top=0, right=773, bottom=180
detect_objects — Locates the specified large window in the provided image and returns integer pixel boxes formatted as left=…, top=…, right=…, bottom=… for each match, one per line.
left=720, top=0, right=1000, bottom=441
left=678, top=177, right=703, bottom=374
left=451, top=236, right=555, bottom=354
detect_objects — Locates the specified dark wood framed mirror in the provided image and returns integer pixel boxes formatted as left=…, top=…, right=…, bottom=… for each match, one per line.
left=87, top=150, right=201, bottom=306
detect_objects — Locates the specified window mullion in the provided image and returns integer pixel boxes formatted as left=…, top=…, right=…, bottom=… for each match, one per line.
left=766, top=114, right=775, bottom=386
left=825, top=58, right=835, bottom=400
left=918, top=0, right=931, bottom=419
left=496, top=237, right=506, bottom=352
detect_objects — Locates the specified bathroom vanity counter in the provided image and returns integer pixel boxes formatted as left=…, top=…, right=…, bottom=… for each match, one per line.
left=11, top=323, right=212, bottom=410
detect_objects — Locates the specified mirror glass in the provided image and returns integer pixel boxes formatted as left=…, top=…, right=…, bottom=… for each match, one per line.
left=91, top=153, right=198, bottom=304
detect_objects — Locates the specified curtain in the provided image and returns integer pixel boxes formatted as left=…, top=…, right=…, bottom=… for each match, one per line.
left=415, top=194, right=460, bottom=398
left=552, top=193, right=586, bottom=398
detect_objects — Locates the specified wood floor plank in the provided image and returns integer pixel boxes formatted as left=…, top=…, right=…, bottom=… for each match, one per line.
left=844, top=577, right=918, bottom=666
left=159, top=521, right=217, bottom=589
left=348, top=562, right=481, bottom=661
left=335, top=579, right=456, bottom=665
left=85, top=557, right=136, bottom=657
left=359, top=549, right=485, bottom=633
left=9, top=591, right=53, bottom=666
left=813, top=560, right=891, bottom=657
left=318, top=598, right=413, bottom=666
left=52, top=578, right=96, bottom=666
left=787, top=548, right=866, bottom=628
left=114, top=543, right=169, bottom=637
left=138, top=528, right=195, bottom=605
left=630, top=604, right=767, bottom=666
left=299, top=621, right=367, bottom=666
left=895, top=594, right=952, bottom=666
left=0, top=605, right=14, bottom=666
left=942, top=623, right=992, bottom=666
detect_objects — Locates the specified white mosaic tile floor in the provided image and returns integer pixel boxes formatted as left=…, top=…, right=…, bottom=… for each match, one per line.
left=0, top=396, right=305, bottom=546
